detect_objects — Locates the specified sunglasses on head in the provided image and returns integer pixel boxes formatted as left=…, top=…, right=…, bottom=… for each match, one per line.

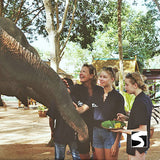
left=102, top=67, right=114, bottom=73
left=126, top=73, right=137, bottom=83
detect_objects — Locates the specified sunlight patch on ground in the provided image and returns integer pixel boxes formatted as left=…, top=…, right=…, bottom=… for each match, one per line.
left=0, top=106, right=51, bottom=145
left=152, top=141, right=160, bottom=147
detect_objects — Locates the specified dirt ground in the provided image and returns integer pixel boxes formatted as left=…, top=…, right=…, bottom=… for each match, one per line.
left=0, top=101, right=160, bottom=160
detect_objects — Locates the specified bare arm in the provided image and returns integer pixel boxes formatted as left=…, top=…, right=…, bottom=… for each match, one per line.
left=111, top=132, right=122, bottom=156
left=73, top=102, right=89, bottom=114
left=114, top=132, right=122, bottom=145
left=117, top=113, right=129, bottom=121
left=112, top=125, right=147, bottom=135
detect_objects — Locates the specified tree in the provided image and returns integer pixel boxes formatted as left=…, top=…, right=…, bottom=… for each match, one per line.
left=1, top=0, right=77, bottom=71
left=122, top=9, right=160, bottom=70
left=117, top=0, right=124, bottom=93
left=0, top=0, right=3, bottom=16
left=90, top=1, right=160, bottom=70
left=1, top=0, right=159, bottom=73
left=41, top=0, right=110, bottom=71
left=62, top=0, right=160, bottom=78
left=69, top=0, right=108, bottom=49
left=0, top=0, right=113, bottom=71
left=0, top=0, right=45, bottom=41
left=42, top=0, right=77, bottom=71
left=62, top=41, right=92, bottom=76
left=152, top=0, right=160, bottom=12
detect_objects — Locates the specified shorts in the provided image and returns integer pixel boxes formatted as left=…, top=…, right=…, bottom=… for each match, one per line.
left=93, top=127, right=120, bottom=149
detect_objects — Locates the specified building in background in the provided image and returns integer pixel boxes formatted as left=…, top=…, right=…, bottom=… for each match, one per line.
left=92, top=56, right=139, bottom=85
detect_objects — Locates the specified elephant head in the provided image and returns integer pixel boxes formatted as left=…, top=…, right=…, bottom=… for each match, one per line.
left=0, top=17, right=39, bottom=57
left=0, top=17, right=40, bottom=106
left=0, top=19, right=88, bottom=142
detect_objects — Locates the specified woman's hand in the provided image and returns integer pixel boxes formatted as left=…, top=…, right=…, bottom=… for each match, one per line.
left=111, top=129, right=133, bottom=135
left=73, top=102, right=89, bottom=114
left=111, top=129, right=124, bottom=133
left=62, top=78, right=69, bottom=88
left=73, top=102, right=78, bottom=109
left=117, top=113, right=128, bottom=121
left=111, top=143, right=119, bottom=157
left=112, top=125, right=147, bottom=135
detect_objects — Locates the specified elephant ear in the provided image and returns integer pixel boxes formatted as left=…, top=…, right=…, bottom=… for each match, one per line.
left=0, top=26, right=88, bottom=142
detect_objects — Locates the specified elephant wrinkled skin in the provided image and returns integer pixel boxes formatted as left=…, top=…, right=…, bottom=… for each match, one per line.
left=0, top=18, right=88, bottom=142
left=0, top=17, right=40, bottom=106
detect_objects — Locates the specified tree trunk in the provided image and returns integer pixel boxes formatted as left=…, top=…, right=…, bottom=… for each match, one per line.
left=152, top=0, right=160, bottom=12
left=42, top=0, right=57, bottom=71
left=42, top=0, right=76, bottom=73
left=117, top=0, right=124, bottom=94
left=48, top=31, right=59, bottom=72
left=0, top=0, right=3, bottom=17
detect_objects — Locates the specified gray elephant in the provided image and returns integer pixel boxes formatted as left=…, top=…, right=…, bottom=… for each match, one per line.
left=0, top=17, right=39, bottom=56
left=0, top=17, right=40, bottom=106
left=0, top=18, right=88, bottom=142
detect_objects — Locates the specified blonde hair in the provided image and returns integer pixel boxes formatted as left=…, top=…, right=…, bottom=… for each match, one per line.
left=99, top=66, right=119, bottom=87
left=100, top=66, right=118, bottom=80
left=125, top=72, right=147, bottom=91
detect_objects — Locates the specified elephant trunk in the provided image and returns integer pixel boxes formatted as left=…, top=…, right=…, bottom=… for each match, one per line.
left=0, top=27, right=88, bottom=142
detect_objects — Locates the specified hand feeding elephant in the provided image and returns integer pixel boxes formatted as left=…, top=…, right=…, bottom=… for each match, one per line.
left=0, top=18, right=88, bottom=142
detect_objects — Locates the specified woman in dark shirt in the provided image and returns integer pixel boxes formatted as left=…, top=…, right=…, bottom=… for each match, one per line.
left=71, top=63, right=104, bottom=160
left=93, top=67, right=125, bottom=160
left=114, top=72, right=153, bottom=160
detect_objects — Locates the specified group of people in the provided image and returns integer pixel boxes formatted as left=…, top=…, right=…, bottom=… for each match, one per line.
left=47, top=63, right=153, bottom=160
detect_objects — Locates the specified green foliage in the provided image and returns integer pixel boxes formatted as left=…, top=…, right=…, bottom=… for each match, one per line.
left=121, top=1, right=160, bottom=67
left=122, top=10, right=160, bottom=61
left=59, top=0, right=160, bottom=76
left=144, top=55, right=160, bottom=69
left=92, top=29, right=118, bottom=59
left=90, top=1, right=160, bottom=69
left=38, top=105, right=47, bottom=111
left=2, top=0, right=159, bottom=70
left=70, top=0, right=112, bottom=48
left=101, top=120, right=126, bottom=129
left=122, top=92, right=135, bottom=112
left=2, top=0, right=46, bottom=42
left=36, top=47, right=50, bottom=61
left=147, top=81, right=160, bottom=104
left=61, top=42, right=92, bottom=78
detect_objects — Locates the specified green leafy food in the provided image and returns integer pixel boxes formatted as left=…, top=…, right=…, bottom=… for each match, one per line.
left=101, top=120, right=126, bottom=129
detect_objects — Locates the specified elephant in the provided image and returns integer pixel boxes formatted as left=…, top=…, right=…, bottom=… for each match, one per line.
left=0, top=18, right=88, bottom=142
left=0, top=17, right=39, bottom=56
left=0, top=17, right=40, bottom=106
